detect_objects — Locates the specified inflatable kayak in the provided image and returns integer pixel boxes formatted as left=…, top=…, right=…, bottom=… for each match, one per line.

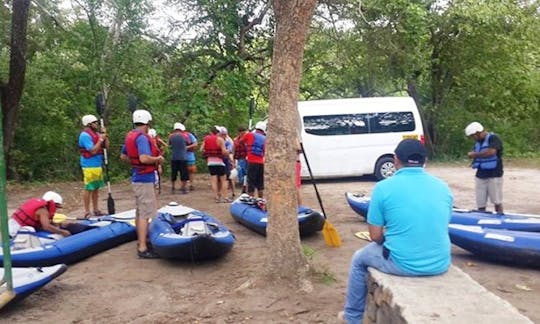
left=451, top=209, right=540, bottom=232
left=229, top=195, right=325, bottom=236
left=149, top=203, right=235, bottom=260
left=0, top=264, right=67, bottom=309
left=0, top=210, right=137, bottom=267
left=449, top=224, right=540, bottom=268
left=345, top=192, right=370, bottom=217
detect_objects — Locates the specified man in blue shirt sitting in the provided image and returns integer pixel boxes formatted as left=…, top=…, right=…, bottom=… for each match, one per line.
left=341, top=139, right=453, bottom=323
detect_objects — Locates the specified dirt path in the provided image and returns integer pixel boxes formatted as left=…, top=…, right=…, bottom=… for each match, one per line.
left=3, top=164, right=539, bottom=323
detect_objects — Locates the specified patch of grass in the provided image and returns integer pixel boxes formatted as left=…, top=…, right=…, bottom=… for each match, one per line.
left=302, top=244, right=337, bottom=284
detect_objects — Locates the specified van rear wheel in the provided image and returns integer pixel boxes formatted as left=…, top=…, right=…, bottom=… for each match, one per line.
left=374, top=157, right=395, bottom=180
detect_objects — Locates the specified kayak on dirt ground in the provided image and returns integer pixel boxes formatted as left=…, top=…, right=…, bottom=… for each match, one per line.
left=1, top=210, right=137, bottom=267
left=229, top=194, right=325, bottom=237
left=449, top=224, right=540, bottom=268
left=0, top=264, right=67, bottom=310
left=148, top=202, right=235, bottom=261
left=346, top=193, right=540, bottom=232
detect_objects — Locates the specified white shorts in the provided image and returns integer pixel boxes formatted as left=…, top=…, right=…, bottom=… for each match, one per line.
left=475, top=177, right=503, bottom=208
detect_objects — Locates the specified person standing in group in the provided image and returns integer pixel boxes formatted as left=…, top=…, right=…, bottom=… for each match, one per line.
left=149, top=128, right=165, bottom=195
left=121, top=109, right=164, bottom=259
left=295, top=137, right=303, bottom=206
left=465, top=121, right=504, bottom=214
left=219, top=126, right=235, bottom=199
left=200, top=126, right=229, bottom=203
left=8, top=191, right=71, bottom=238
left=243, top=121, right=267, bottom=198
left=233, top=125, right=248, bottom=194
left=168, top=123, right=190, bottom=194
left=184, top=126, right=198, bottom=191
left=341, top=139, right=452, bottom=323
left=78, top=114, right=109, bottom=218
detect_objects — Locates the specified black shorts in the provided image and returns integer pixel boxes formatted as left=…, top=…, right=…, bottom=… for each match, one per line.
left=171, top=160, right=189, bottom=181
left=247, top=163, right=264, bottom=192
left=208, top=165, right=226, bottom=176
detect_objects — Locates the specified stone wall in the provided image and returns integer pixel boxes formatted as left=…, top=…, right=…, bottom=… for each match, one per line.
left=363, top=265, right=532, bottom=324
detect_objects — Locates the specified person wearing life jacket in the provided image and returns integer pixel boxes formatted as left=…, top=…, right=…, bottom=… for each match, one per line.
left=78, top=114, right=109, bottom=218
left=168, top=122, right=191, bottom=194
left=465, top=121, right=504, bottom=213
left=200, top=126, right=228, bottom=203
left=8, top=191, right=71, bottom=238
left=120, top=109, right=164, bottom=259
left=232, top=125, right=249, bottom=193
left=242, top=121, right=267, bottom=198
left=183, top=125, right=198, bottom=191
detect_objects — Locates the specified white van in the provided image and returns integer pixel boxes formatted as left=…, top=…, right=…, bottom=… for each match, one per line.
left=299, top=97, right=425, bottom=180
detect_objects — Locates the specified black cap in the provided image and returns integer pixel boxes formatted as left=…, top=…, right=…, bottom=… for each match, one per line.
left=394, top=139, right=426, bottom=166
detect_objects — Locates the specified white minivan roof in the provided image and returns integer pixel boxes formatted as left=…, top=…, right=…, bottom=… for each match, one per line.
left=298, top=97, right=417, bottom=116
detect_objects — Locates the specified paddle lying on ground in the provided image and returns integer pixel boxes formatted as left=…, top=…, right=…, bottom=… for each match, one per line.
left=95, top=93, right=115, bottom=214
left=300, top=142, right=342, bottom=247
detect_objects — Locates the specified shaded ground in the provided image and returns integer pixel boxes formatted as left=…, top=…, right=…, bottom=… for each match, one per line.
left=2, top=163, right=540, bottom=323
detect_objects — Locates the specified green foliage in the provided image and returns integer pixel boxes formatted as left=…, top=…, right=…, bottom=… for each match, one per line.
left=1, top=0, right=539, bottom=180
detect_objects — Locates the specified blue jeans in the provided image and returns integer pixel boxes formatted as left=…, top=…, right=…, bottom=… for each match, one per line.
left=236, top=159, right=247, bottom=186
left=344, top=242, right=411, bottom=323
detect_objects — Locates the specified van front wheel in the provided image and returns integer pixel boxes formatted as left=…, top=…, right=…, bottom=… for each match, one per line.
left=374, top=157, right=395, bottom=180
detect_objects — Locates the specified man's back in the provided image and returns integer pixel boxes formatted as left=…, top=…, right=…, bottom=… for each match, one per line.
left=169, top=133, right=187, bottom=161
left=368, top=167, right=453, bottom=275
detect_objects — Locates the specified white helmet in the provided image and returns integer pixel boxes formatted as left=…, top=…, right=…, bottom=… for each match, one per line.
left=82, top=114, right=98, bottom=126
left=133, top=109, right=152, bottom=124
left=42, top=191, right=63, bottom=205
left=465, top=121, right=484, bottom=136
left=174, top=122, right=185, bottom=131
left=148, top=128, right=157, bottom=138
left=255, top=121, right=267, bottom=132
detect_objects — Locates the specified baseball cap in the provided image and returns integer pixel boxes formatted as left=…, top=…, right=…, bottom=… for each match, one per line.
left=174, top=122, right=186, bottom=131
left=394, top=139, right=426, bottom=166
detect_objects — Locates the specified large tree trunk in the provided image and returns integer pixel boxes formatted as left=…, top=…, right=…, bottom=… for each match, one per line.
left=263, top=0, right=317, bottom=288
left=1, top=0, right=30, bottom=169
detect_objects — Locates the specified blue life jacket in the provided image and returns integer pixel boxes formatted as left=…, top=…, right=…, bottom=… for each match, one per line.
left=249, top=132, right=266, bottom=157
left=472, top=133, right=497, bottom=170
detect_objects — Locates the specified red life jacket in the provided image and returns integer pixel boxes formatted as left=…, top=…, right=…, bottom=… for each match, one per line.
left=79, top=127, right=103, bottom=158
left=11, top=198, right=56, bottom=229
left=125, top=130, right=160, bottom=174
left=203, top=134, right=222, bottom=158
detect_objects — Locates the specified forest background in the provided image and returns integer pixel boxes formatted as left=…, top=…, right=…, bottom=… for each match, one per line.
left=1, top=0, right=539, bottom=182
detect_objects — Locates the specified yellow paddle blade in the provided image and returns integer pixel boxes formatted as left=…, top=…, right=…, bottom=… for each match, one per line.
left=0, top=290, right=16, bottom=310
left=53, top=213, right=68, bottom=223
left=322, top=220, right=342, bottom=247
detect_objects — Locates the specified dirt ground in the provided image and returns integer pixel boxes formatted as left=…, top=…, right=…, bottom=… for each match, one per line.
left=2, top=163, right=540, bottom=323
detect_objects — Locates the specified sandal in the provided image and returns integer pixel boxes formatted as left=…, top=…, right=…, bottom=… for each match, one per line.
left=137, top=249, right=160, bottom=259
left=215, top=197, right=221, bottom=203
left=221, top=197, right=232, bottom=203
left=83, top=212, right=92, bottom=219
left=93, top=210, right=105, bottom=216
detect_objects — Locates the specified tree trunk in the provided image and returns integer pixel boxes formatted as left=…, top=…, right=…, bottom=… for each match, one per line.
left=1, top=0, right=30, bottom=168
left=263, top=0, right=317, bottom=288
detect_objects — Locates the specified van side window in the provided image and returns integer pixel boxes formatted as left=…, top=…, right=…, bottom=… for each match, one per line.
left=303, top=112, right=416, bottom=136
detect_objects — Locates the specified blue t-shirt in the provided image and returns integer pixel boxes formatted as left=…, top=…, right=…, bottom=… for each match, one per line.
left=121, top=133, right=155, bottom=183
left=367, top=167, right=453, bottom=275
left=78, top=131, right=103, bottom=168
left=169, top=132, right=187, bottom=161
left=186, top=133, right=197, bottom=163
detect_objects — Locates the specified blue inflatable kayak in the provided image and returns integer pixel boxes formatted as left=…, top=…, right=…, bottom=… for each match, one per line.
left=345, top=192, right=370, bottom=218
left=229, top=195, right=325, bottom=236
left=1, top=210, right=137, bottom=267
left=449, top=224, right=540, bottom=268
left=451, top=209, right=540, bottom=232
left=149, top=203, right=235, bottom=260
left=0, top=264, right=67, bottom=309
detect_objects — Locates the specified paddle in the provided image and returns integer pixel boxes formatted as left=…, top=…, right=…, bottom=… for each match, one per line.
left=95, top=93, right=115, bottom=215
left=300, top=142, right=341, bottom=247
left=248, top=97, right=254, bottom=130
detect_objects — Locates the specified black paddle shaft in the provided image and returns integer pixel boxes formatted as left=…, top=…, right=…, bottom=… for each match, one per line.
left=95, top=93, right=115, bottom=214
left=300, top=142, right=327, bottom=220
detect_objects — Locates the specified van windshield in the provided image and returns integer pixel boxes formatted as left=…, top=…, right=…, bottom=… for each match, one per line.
left=303, top=111, right=415, bottom=136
